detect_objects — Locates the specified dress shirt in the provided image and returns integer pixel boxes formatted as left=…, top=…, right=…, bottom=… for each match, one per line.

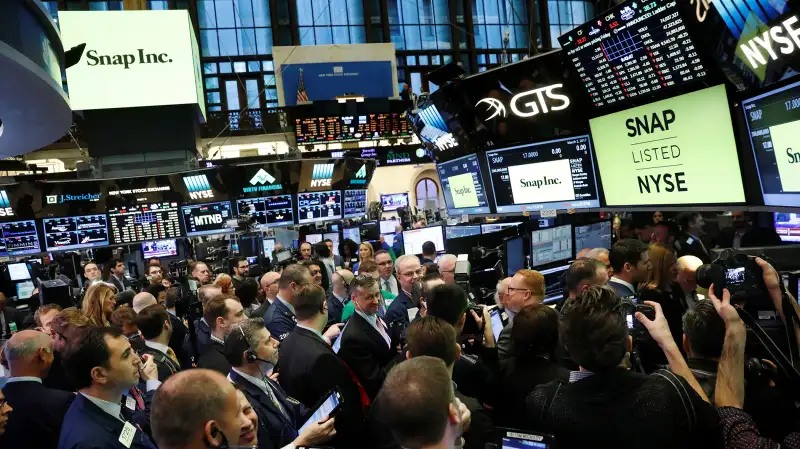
left=718, top=406, right=800, bottom=449
left=354, top=309, right=390, bottom=346
left=167, top=308, right=177, bottom=317
left=210, top=334, right=225, bottom=345
left=380, top=275, right=398, bottom=296
left=231, top=367, right=288, bottom=418
left=0, top=312, right=6, bottom=339
left=610, top=277, right=636, bottom=295
left=144, top=340, right=170, bottom=355
left=278, top=296, right=295, bottom=314
left=5, top=376, right=42, bottom=384
left=81, top=393, right=124, bottom=422
left=296, top=323, right=331, bottom=345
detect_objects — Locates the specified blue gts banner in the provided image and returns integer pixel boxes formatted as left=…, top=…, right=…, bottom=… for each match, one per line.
left=280, top=61, right=394, bottom=106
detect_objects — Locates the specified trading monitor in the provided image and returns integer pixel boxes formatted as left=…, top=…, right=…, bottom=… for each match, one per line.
left=403, top=226, right=445, bottom=255
left=43, top=214, right=109, bottom=251
left=297, top=190, right=342, bottom=224
left=7, top=262, right=31, bottom=281
left=0, top=220, right=42, bottom=257
left=504, top=236, right=525, bottom=277
left=446, top=225, right=482, bottom=240
left=236, top=195, right=295, bottom=228
left=108, top=202, right=183, bottom=244
left=16, top=280, right=35, bottom=299
left=142, top=240, right=178, bottom=259
left=263, top=238, right=276, bottom=257
left=181, top=201, right=235, bottom=237
left=323, top=232, right=340, bottom=256
left=530, top=224, right=573, bottom=268
left=541, top=263, right=570, bottom=304
left=437, top=153, right=492, bottom=215
left=382, top=233, right=395, bottom=247
left=343, top=227, right=361, bottom=244
left=574, top=220, right=612, bottom=253
left=380, top=219, right=400, bottom=234
left=305, top=234, right=323, bottom=245
left=381, top=193, right=409, bottom=211
left=343, top=189, right=367, bottom=218
left=481, top=222, right=521, bottom=235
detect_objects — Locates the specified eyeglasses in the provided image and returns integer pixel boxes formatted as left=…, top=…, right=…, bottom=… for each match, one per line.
left=400, top=269, right=423, bottom=277
left=507, top=286, right=531, bottom=294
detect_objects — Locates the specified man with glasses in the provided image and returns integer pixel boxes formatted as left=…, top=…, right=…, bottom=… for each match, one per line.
left=340, top=261, right=395, bottom=322
left=339, top=275, right=398, bottom=399
left=437, top=254, right=458, bottom=286
left=375, top=250, right=399, bottom=296
left=385, top=255, right=423, bottom=327
left=145, top=265, right=164, bottom=289
left=252, top=272, right=280, bottom=319
left=231, top=257, right=249, bottom=291
left=497, top=269, right=545, bottom=362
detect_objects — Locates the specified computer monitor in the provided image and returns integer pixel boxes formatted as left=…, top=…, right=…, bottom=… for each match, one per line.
left=142, top=240, right=178, bottom=259
left=481, top=222, right=521, bottom=235
left=774, top=213, right=800, bottom=243
left=504, top=236, right=525, bottom=277
left=343, top=227, right=361, bottom=244
left=323, top=232, right=340, bottom=256
left=382, top=233, right=395, bottom=247
left=16, top=280, right=35, bottom=299
left=446, top=225, right=482, bottom=240
left=574, top=220, right=612, bottom=252
left=263, top=238, right=276, bottom=257
left=305, top=234, right=323, bottom=245
left=403, top=226, right=445, bottom=255
left=380, top=219, right=399, bottom=234
left=541, top=264, right=570, bottom=304
left=381, top=193, right=409, bottom=211
left=7, top=262, right=30, bottom=281
left=530, top=224, right=573, bottom=268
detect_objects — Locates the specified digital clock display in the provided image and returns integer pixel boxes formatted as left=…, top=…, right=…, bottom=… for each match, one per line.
left=558, top=0, right=708, bottom=109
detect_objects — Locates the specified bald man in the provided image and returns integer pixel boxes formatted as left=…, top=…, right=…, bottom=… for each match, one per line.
left=677, top=255, right=705, bottom=309
left=587, top=248, right=612, bottom=279
left=576, top=248, right=593, bottom=259
left=0, top=330, right=74, bottom=449
left=132, top=292, right=157, bottom=314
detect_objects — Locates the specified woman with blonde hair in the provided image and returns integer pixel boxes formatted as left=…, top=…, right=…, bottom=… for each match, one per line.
left=81, top=282, right=117, bottom=328
left=352, top=242, right=374, bottom=273
left=215, top=273, right=236, bottom=296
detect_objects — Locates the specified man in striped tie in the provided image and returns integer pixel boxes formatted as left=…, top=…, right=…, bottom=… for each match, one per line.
left=136, top=305, right=181, bottom=383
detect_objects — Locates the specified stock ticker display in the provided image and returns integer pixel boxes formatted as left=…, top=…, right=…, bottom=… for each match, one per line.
left=344, top=189, right=367, bottom=218
left=295, top=113, right=412, bottom=143
left=43, top=215, right=109, bottom=251
left=559, top=0, right=708, bottom=108
left=0, top=220, right=41, bottom=256
left=236, top=195, right=295, bottom=228
left=108, top=202, right=183, bottom=244
left=298, top=190, right=342, bottom=224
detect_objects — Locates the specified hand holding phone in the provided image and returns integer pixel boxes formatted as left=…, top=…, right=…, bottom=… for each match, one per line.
left=139, top=353, right=158, bottom=382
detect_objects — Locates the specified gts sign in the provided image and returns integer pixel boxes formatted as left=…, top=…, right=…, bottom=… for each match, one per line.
left=195, top=214, right=223, bottom=226
left=475, top=84, right=571, bottom=121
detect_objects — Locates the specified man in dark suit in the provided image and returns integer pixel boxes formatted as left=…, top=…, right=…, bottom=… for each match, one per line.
left=58, top=326, right=160, bottom=449
left=607, top=239, right=652, bottom=298
left=136, top=305, right=181, bottom=382
left=714, top=210, right=782, bottom=250
left=0, top=293, right=19, bottom=340
left=225, top=318, right=336, bottom=449
left=192, top=284, right=223, bottom=359
left=327, top=269, right=353, bottom=325
left=385, top=255, right=423, bottom=327
left=264, top=264, right=312, bottom=342
left=251, top=272, right=280, bottom=319
left=339, top=275, right=398, bottom=399
left=280, top=284, right=364, bottom=448
left=197, top=295, right=246, bottom=375
left=676, top=212, right=712, bottom=263
left=0, top=330, right=74, bottom=449
left=106, top=259, right=132, bottom=293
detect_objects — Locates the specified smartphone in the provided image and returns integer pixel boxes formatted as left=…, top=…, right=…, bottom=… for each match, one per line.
left=298, top=390, right=342, bottom=434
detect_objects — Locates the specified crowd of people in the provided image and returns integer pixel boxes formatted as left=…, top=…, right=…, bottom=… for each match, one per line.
left=0, top=228, right=798, bottom=449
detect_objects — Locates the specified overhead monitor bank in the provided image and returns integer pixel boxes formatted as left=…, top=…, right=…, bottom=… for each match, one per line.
left=590, top=85, right=745, bottom=207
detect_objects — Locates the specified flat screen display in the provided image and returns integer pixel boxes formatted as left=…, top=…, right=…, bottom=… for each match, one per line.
left=297, top=190, right=342, bottom=224
left=306, top=234, right=323, bottom=244
left=43, top=214, right=110, bottom=251
left=742, top=80, right=800, bottom=207
left=481, top=222, right=521, bottom=234
left=446, top=225, right=482, bottom=239
left=108, top=202, right=183, bottom=244
left=437, top=153, right=492, bottom=215
left=142, top=240, right=178, bottom=258
left=531, top=224, right=573, bottom=267
left=263, top=238, right=276, bottom=256
left=343, top=227, right=361, bottom=244
left=298, top=391, right=341, bottom=434
left=575, top=221, right=613, bottom=252
left=774, top=213, right=800, bottom=242
left=381, top=193, right=409, bottom=211
left=558, top=0, right=708, bottom=109
left=382, top=233, right=395, bottom=247
left=380, top=219, right=400, bottom=234
left=236, top=195, right=295, bottom=228
left=0, top=220, right=41, bottom=256
left=323, top=232, right=340, bottom=256
left=486, top=135, right=600, bottom=213
left=8, top=262, right=30, bottom=281
left=16, top=281, right=35, bottom=299
left=344, top=189, right=367, bottom=218
left=590, top=85, right=745, bottom=206
left=295, top=113, right=412, bottom=143
left=505, top=236, right=525, bottom=276
left=403, top=226, right=445, bottom=255
left=501, top=437, right=548, bottom=449
left=181, top=201, right=235, bottom=237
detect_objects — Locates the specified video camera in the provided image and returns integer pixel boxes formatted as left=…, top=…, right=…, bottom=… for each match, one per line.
left=619, top=296, right=655, bottom=337
left=697, top=250, right=772, bottom=316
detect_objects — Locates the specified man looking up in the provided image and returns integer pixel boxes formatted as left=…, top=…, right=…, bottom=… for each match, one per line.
left=197, top=295, right=245, bottom=375
left=437, top=254, right=458, bottom=286
left=385, top=255, right=422, bottom=326
left=608, top=239, right=652, bottom=297
left=375, top=250, right=399, bottom=296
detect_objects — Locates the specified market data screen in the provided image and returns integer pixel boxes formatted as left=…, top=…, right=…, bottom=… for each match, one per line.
left=236, top=195, right=295, bottom=228
left=43, top=214, right=109, bottom=251
left=0, top=220, right=41, bottom=256
left=438, top=153, right=492, bottom=215
left=181, top=201, right=235, bottom=237
left=574, top=221, right=612, bottom=252
left=531, top=224, right=573, bottom=267
left=486, top=135, right=600, bottom=213
left=742, top=80, right=800, bottom=207
left=295, top=113, right=412, bottom=143
left=297, top=190, right=342, bottom=224
left=344, top=189, right=367, bottom=218
left=558, top=0, right=708, bottom=109
left=446, top=225, right=482, bottom=239
left=108, top=202, right=183, bottom=244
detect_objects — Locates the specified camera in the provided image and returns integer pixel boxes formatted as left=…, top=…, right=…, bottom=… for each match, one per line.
left=697, top=251, right=770, bottom=312
left=619, top=296, right=655, bottom=334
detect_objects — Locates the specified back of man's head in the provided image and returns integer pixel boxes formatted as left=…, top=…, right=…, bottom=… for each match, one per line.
left=63, top=326, right=124, bottom=390
left=358, top=260, right=379, bottom=275
left=677, top=212, right=701, bottom=232
left=145, top=283, right=166, bottom=300
left=566, top=258, right=604, bottom=294
left=421, top=241, right=436, bottom=256
left=406, top=316, right=458, bottom=367
left=137, top=304, right=170, bottom=340
left=198, top=284, right=223, bottom=307
left=426, top=284, right=467, bottom=327
left=165, top=287, right=181, bottom=310
left=4, top=330, right=52, bottom=372
left=682, top=301, right=725, bottom=359
left=224, top=318, right=265, bottom=367
left=377, top=356, right=456, bottom=449
left=293, top=283, right=326, bottom=321
left=132, top=292, right=157, bottom=314
left=560, top=285, right=628, bottom=373
left=51, top=307, right=89, bottom=341
left=151, top=369, right=236, bottom=449
left=279, top=263, right=311, bottom=290
left=511, top=304, right=559, bottom=357
left=609, top=239, right=648, bottom=273
left=313, top=242, right=330, bottom=258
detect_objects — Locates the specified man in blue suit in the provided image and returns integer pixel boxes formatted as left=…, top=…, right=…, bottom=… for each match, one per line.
left=264, top=264, right=311, bottom=342
left=0, top=330, right=74, bottom=449
left=608, top=239, right=652, bottom=298
left=58, top=327, right=161, bottom=449
left=385, top=255, right=423, bottom=327
left=225, top=318, right=336, bottom=449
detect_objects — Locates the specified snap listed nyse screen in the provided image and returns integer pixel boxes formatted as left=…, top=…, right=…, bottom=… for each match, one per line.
left=438, top=153, right=491, bottom=215
left=558, top=0, right=707, bottom=108
left=486, top=135, right=600, bottom=213
left=108, top=202, right=183, bottom=244
left=742, top=80, right=800, bottom=207
left=297, top=190, right=342, bottom=224
left=43, top=214, right=109, bottom=251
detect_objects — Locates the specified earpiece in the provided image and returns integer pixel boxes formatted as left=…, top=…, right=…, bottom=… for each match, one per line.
left=240, top=326, right=258, bottom=364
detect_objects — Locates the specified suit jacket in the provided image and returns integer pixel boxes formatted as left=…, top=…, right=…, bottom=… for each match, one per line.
left=167, top=313, right=191, bottom=369
left=193, top=318, right=211, bottom=358
left=57, top=394, right=157, bottom=449
left=676, top=233, right=711, bottom=264
left=338, top=312, right=396, bottom=399
left=229, top=370, right=305, bottom=449
left=713, top=227, right=782, bottom=250
left=252, top=298, right=273, bottom=321
left=495, top=356, right=570, bottom=429
left=279, top=326, right=365, bottom=448
left=197, top=340, right=231, bottom=375
left=0, top=380, right=74, bottom=449
left=264, top=298, right=297, bottom=342
left=384, top=290, right=413, bottom=327
left=138, top=344, right=181, bottom=382
left=333, top=255, right=344, bottom=268
left=108, top=275, right=131, bottom=293
left=120, top=383, right=156, bottom=441
left=43, top=352, right=75, bottom=392
left=608, top=279, right=636, bottom=297
left=326, top=294, right=348, bottom=325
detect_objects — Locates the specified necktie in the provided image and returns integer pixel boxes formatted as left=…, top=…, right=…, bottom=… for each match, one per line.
left=166, top=347, right=179, bottom=365
left=263, top=380, right=288, bottom=419
left=376, top=318, right=391, bottom=346
left=130, top=387, right=145, bottom=410
left=384, top=280, right=391, bottom=292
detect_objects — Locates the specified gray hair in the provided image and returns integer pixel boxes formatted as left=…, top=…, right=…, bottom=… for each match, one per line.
left=396, top=255, right=421, bottom=272
left=436, top=254, right=457, bottom=269
left=586, top=248, right=609, bottom=260
left=227, top=317, right=265, bottom=349
left=4, top=332, right=52, bottom=363
left=494, top=278, right=509, bottom=307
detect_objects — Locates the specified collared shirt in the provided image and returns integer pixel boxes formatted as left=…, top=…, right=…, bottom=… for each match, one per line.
left=381, top=275, right=398, bottom=296
left=5, top=376, right=42, bottom=384
left=144, top=340, right=170, bottom=356
left=167, top=308, right=177, bottom=317
left=506, top=309, right=517, bottom=325
left=333, top=293, right=348, bottom=305
left=266, top=296, right=276, bottom=305
left=210, top=334, right=225, bottom=345
left=278, top=296, right=295, bottom=314
left=568, top=370, right=595, bottom=383
left=355, top=309, right=390, bottom=347
left=81, top=392, right=124, bottom=422
left=610, top=277, right=636, bottom=295
left=231, top=367, right=288, bottom=418
left=296, top=323, right=331, bottom=346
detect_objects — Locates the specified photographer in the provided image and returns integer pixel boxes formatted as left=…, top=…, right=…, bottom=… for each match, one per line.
left=526, top=285, right=720, bottom=449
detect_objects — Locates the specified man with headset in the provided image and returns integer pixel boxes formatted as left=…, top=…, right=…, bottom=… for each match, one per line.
left=224, top=318, right=336, bottom=449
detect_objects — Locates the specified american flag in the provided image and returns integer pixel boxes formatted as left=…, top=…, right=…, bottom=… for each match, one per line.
left=296, top=69, right=309, bottom=103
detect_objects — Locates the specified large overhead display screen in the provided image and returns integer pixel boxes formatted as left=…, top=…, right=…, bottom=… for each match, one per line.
left=558, top=0, right=708, bottom=109
left=181, top=201, right=235, bottom=237
left=236, top=195, right=295, bottom=228
left=590, top=85, right=745, bottom=206
left=742, top=80, right=800, bottom=207
left=0, top=220, right=41, bottom=256
left=297, top=191, right=342, bottom=224
left=108, top=202, right=183, bottom=244
left=43, top=215, right=109, bottom=251
left=344, top=189, right=367, bottom=218
left=486, top=135, right=600, bottom=213
left=438, top=154, right=492, bottom=215
left=295, top=113, right=412, bottom=143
